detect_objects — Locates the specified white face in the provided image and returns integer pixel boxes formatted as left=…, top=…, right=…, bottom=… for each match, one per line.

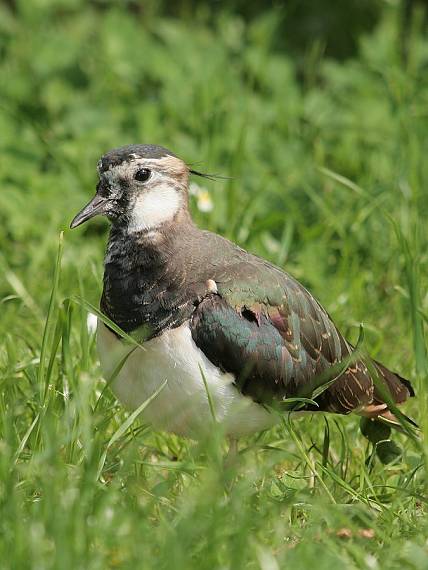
left=99, top=155, right=187, bottom=233
left=128, top=181, right=182, bottom=233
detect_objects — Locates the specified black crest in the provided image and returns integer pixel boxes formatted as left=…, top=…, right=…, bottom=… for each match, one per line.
left=98, top=144, right=177, bottom=173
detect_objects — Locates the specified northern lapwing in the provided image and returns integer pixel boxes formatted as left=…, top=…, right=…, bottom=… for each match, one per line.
left=70, top=144, right=414, bottom=439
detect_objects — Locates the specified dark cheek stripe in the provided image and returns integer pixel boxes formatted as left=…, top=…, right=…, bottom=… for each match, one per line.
left=115, top=192, right=130, bottom=211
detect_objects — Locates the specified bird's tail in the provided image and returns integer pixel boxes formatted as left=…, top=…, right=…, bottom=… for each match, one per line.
left=359, top=359, right=417, bottom=429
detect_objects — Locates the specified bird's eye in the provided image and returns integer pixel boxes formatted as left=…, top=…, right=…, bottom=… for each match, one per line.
left=134, top=168, right=151, bottom=182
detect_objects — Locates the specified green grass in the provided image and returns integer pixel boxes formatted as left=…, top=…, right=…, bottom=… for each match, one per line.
left=1, top=1, right=428, bottom=568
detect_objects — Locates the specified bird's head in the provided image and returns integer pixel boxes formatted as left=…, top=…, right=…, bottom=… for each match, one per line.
left=70, top=144, right=192, bottom=233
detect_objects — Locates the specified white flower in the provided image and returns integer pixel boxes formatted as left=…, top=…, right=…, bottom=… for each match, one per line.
left=189, top=182, right=213, bottom=212
left=86, top=312, right=98, bottom=334
left=197, top=190, right=214, bottom=213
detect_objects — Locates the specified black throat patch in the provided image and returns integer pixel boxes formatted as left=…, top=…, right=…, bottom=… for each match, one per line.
left=100, top=224, right=207, bottom=339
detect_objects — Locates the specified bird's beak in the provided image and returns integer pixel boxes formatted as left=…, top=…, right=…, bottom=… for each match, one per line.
left=70, top=195, right=110, bottom=229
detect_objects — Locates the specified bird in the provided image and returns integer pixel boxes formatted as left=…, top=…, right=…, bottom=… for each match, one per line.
left=70, top=144, right=414, bottom=440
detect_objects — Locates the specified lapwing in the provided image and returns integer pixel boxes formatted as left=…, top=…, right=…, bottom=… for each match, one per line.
left=70, top=144, right=414, bottom=439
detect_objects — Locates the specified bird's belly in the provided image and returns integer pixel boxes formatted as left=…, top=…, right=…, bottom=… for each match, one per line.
left=97, top=322, right=277, bottom=438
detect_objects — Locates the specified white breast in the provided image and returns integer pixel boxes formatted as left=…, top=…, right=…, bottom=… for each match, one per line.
left=97, top=321, right=277, bottom=438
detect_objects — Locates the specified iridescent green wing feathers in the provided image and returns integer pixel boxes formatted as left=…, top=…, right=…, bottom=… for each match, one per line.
left=191, top=260, right=412, bottom=413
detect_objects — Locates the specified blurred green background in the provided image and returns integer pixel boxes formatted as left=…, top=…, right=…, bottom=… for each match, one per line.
left=0, top=1, right=427, bottom=568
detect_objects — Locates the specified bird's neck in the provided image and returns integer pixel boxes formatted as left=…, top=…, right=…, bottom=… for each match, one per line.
left=100, top=216, right=199, bottom=338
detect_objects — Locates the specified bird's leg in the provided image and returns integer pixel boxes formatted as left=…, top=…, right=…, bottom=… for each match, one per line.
left=224, top=437, right=239, bottom=469
left=222, top=438, right=240, bottom=491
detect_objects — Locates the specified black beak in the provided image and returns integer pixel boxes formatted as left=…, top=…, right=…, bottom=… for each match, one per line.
left=70, top=195, right=110, bottom=229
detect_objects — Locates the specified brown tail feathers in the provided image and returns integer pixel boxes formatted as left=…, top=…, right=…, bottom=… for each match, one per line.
left=360, top=359, right=416, bottom=428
